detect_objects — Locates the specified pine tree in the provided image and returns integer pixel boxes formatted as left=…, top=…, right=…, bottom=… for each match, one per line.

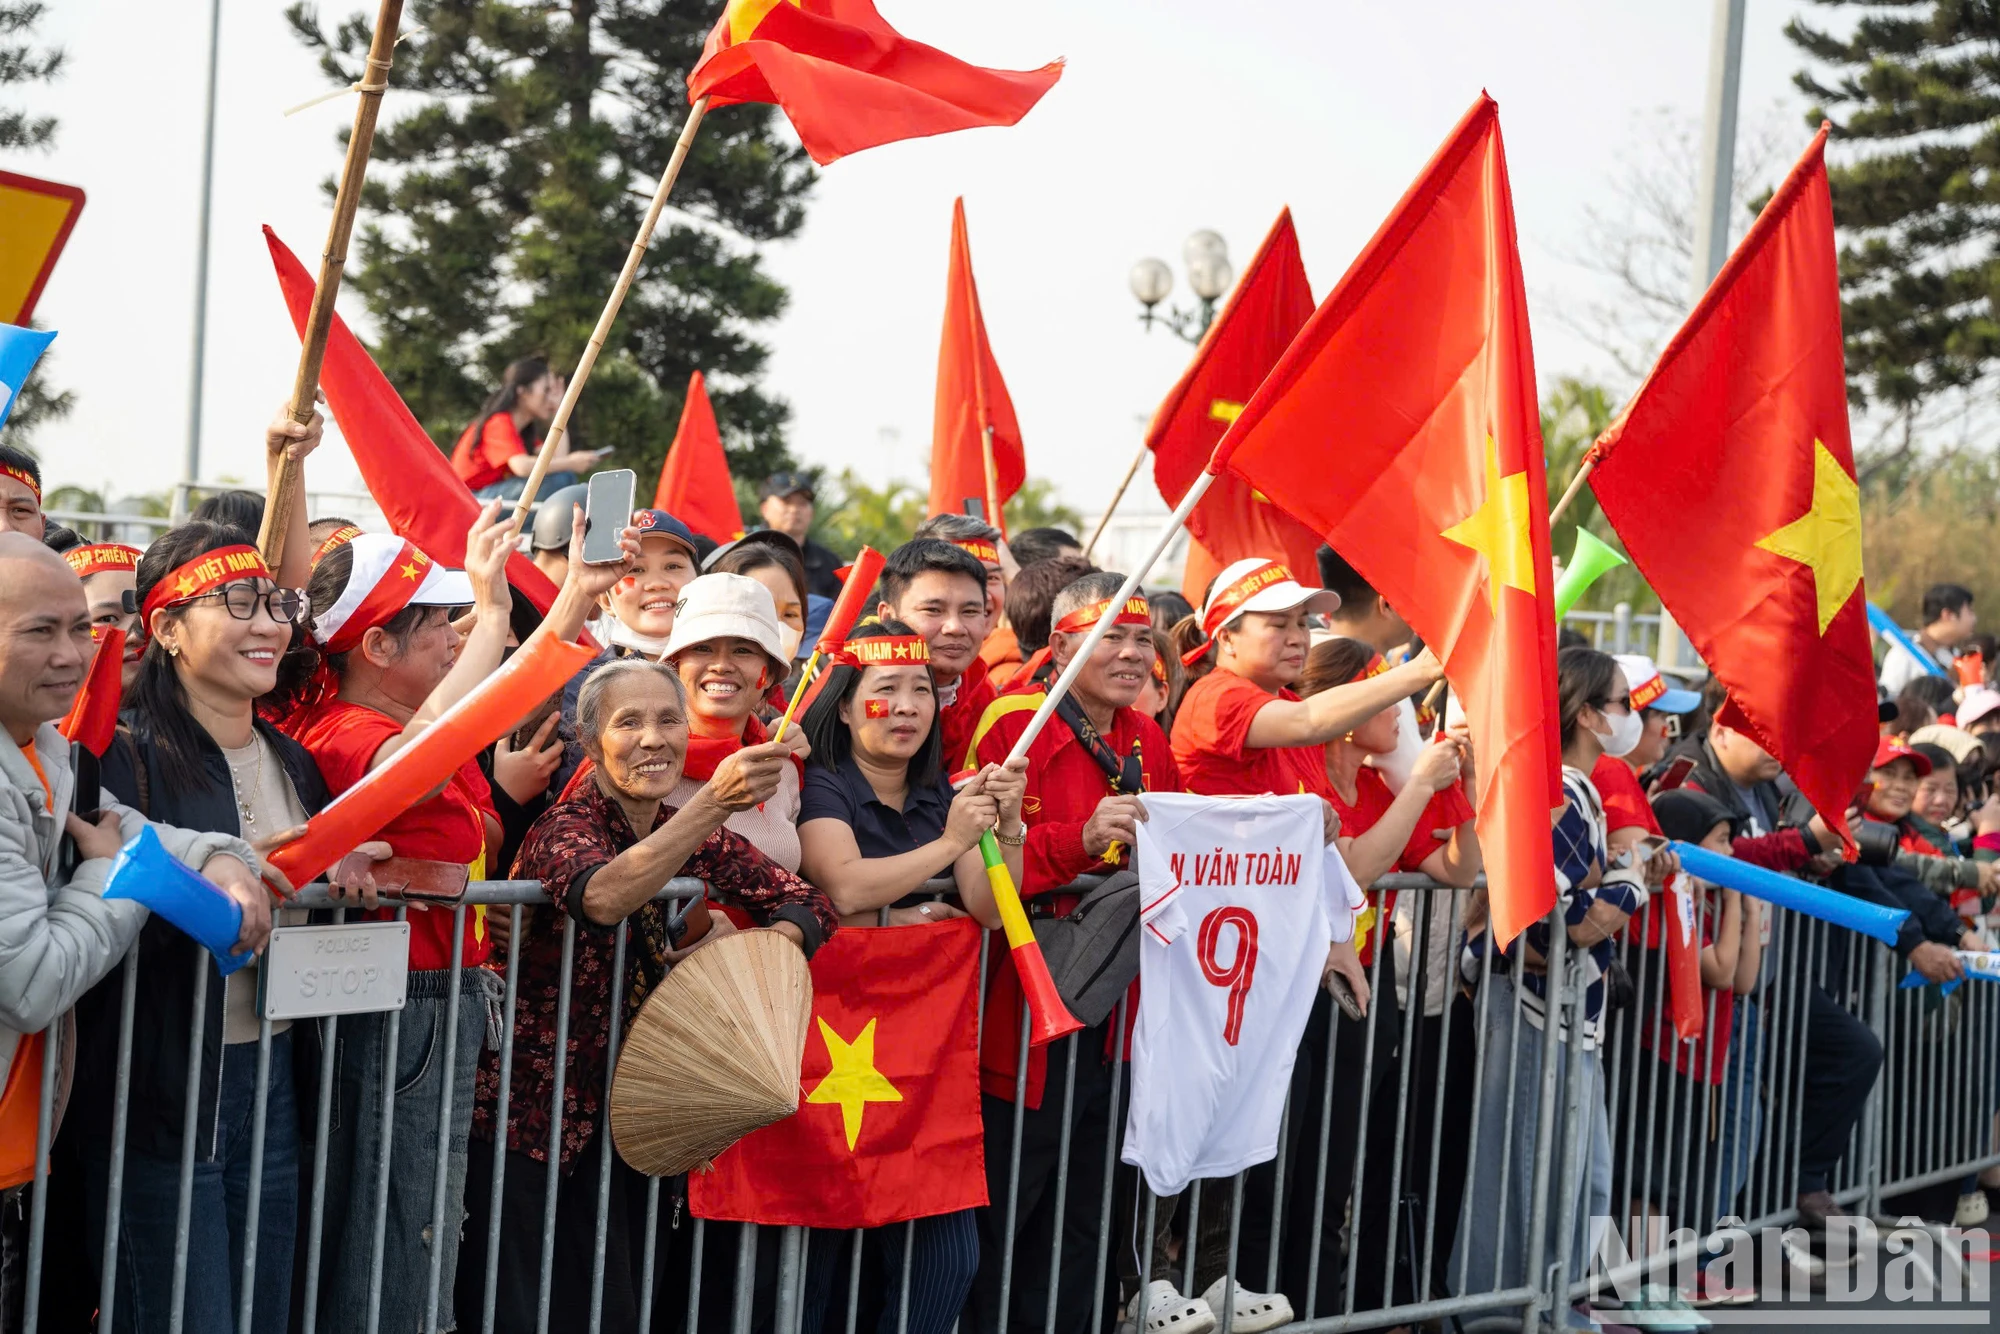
left=1788, top=2, right=2000, bottom=420
left=288, top=0, right=815, bottom=482
left=0, top=1, right=74, bottom=447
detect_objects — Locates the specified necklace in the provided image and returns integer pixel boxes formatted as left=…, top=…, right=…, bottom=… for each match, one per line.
left=227, top=736, right=265, bottom=838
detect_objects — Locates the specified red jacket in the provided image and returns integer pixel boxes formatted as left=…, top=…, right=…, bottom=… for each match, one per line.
left=970, top=690, right=1179, bottom=1105
left=942, top=655, right=998, bottom=775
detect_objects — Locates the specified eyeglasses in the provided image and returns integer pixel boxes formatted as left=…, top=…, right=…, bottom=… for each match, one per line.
left=1597, top=694, right=1633, bottom=714
left=176, top=583, right=309, bottom=625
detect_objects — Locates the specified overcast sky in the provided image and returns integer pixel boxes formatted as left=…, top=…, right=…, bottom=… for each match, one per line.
left=19, top=0, right=1820, bottom=524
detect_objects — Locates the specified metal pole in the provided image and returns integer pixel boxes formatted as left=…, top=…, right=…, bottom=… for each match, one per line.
left=1659, top=0, right=1746, bottom=673
left=183, top=0, right=224, bottom=501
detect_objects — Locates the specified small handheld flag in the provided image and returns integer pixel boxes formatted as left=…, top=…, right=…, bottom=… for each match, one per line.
left=0, top=324, right=55, bottom=434
left=773, top=545, right=886, bottom=742
left=59, top=628, right=126, bottom=759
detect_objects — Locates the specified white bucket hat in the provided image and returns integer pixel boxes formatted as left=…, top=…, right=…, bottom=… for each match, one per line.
left=663, top=573, right=791, bottom=683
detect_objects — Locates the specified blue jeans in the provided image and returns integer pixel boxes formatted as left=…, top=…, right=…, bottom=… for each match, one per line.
left=315, top=969, right=493, bottom=1334
left=86, top=1029, right=299, bottom=1334
left=475, top=470, right=577, bottom=502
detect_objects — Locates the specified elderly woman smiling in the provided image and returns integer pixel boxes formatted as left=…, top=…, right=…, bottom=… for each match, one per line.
left=465, top=657, right=836, bottom=1334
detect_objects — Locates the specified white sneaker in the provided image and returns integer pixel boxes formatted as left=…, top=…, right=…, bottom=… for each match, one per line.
left=1198, top=1277, right=1294, bottom=1334
left=1128, top=1280, right=1216, bottom=1334
left=1958, top=1190, right=1991, bottom=1226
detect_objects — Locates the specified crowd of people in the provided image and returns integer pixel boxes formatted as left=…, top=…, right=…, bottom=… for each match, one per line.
left=1, top=360, right=1993, bottom=1334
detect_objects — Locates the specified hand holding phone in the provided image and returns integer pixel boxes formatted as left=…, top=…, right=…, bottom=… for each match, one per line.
left=582, top=469, right=637, bottom=566
left=1650, top=754, right=1697, bottom=794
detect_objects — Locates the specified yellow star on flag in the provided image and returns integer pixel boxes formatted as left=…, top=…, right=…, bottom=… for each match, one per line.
left=1753, top=439, right=1862, bottom=636
left=806, top=1016, right=902, bottom=1151
left=724, top=0, right=799, bottom=44
left=397, top=560, right=425, bottom=582
left=1440, top=435, right=1536, bottom=615
left=1208, top=399, right=1244, bottom=426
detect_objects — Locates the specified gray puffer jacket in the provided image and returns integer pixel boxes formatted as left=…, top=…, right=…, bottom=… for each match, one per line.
left=0, top=723, right=254, bottom=1087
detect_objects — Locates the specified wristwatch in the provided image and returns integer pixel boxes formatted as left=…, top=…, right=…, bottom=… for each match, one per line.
left=993, top=823, right=1026, bottom=848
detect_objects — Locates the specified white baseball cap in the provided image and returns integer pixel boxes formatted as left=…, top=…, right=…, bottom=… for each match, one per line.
left=1612, top=654, right=1702, bottom=714
left=313, top=534, right=474, bottom=651
left=662, top=572, right=791, bottom=683
left=1197, top=558, right=1340, bottom=636
left=1959, top=685, right=2000, bottom=731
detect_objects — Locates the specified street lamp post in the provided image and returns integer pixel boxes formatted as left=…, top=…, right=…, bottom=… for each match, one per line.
left=1129, top=229, right=1233, bottom=345
left=1084, top=230, right=1236, bottom=559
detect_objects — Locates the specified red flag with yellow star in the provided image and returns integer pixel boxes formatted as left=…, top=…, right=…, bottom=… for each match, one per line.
left=1589, top=127, right=1873, bottom=847
left=653, top=371, right=745, bottom=544
left=931, top=197, right=1026, bottom=529
left=1205, top=95, right=1560, bottom=947
left=689, top=918, right=986, bottom=1229
left=687, top=0, right=1062, bottom=167
left=1148, top=208, right=1324, bottom=599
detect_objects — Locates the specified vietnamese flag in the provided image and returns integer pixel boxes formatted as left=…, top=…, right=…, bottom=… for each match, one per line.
left=1206, top=95, right=1560, bottom=948
left=687, top=0, right=1062, bottom=167
left=1588, top=127, right=1874, bottom=846
left=1149, top=209, right=1323, bottom=598
left=654, top=371, right=744, bottom=544
left=60, top=628, right=124, bottom=758
left=930, top=198, right=1025, bottom=530
left=691, top=918, right=986, bottom=1229
left=264, top=229, right=567, bottom=620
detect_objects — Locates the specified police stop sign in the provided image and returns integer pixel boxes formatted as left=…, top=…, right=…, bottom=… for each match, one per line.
left=0, top=170, right=85, bottom=326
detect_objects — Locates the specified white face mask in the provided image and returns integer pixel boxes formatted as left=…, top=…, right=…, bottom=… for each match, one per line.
left=777, top=622, right=802, bottom=663
left=1595, top=705, right=1645, bottom=759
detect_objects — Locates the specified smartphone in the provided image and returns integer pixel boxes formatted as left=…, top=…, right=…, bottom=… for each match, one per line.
left=1654, top=755, right=1697, bottom=791
left=582, top=468, right=636, bottom=565
left=961, top=498, right=987, bottom=521
left=509, top=692, right=562, bottom=752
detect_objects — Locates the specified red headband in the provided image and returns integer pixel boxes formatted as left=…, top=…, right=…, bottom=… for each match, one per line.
left=1181, top=561, right=1294, bottom=666
left=1629, top=673, right=1667, bottom=711
left=827, top=636, right=931, bottom=667
left=324, top=539, right=433, bottom=654
left=140, top=545, right=272, bottom=631
left=312, top=524, right=364, bottom=568
left=0, top=462, right=40, bottom=504
left=951, top=538, right=999, bottom=565
left=65, top=543, right=141, bottom=580
left=1052, top=595, right=1151, bottom=637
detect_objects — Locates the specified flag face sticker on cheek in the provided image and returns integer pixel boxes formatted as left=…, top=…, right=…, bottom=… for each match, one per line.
left=864, top=699, right=891, bottom=719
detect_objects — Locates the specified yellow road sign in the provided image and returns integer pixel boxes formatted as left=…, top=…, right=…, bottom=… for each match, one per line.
left=0, top=170, right=85, bottom=325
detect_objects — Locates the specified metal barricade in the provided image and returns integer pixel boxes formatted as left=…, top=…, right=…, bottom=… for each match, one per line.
left=17, top=877, right=1999, bottom=1334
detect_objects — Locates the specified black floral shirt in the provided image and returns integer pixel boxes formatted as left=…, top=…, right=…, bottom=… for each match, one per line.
left=472, top=776, right=836, bottom=1173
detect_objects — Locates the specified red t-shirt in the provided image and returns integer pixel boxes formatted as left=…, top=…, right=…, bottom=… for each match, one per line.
left=1591, top=754, right=1661, bottom=836
left=449, top=413, right=528, bottom=491
left=1329, top=765, right=1474, bottom=964
left=1170, top=668, right=1333, bottom=800
left=286, top=699, right=496, bottom=970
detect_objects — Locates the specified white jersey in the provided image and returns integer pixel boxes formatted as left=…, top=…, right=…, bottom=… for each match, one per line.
left=1122, top=792, right=1366, bottom=1197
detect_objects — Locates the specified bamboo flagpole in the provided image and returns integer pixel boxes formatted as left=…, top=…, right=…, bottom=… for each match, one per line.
left=980, top=424, right=1001, bottom=531
left=257, top=0, right=405, bottom=566
left=511, top=96, right=713, bottom=527
left=1082, top=440, right=1150, bottom=559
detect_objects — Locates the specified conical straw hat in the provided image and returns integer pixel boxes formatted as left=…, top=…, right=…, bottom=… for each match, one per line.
left=610, top=927, right=813, bottom=1177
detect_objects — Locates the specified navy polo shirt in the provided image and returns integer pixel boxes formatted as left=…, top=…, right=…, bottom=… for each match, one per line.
left=800, top=756, right=954, bottom=906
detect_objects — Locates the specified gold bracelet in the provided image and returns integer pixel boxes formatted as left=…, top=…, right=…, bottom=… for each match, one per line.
left=992, top=824, right=1025, bottom=847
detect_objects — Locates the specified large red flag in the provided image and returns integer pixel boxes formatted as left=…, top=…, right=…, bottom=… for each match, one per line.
left=264, top=228, right=565, bottom=617
left=654, top=371, right=744, bottom=544
left=59, top=628, right=124, bottom=759
left=1588, top=127, right=1873, bottom=846
left=930, top=198, right=1025, bottom=529
left=687, top=0, right=1062, bottom=167
left=1207, top=95, right=1560, bottom=948
left=1149, top=209, right=1323, bottom=594
left=690, top=918, right=986, bottom=1229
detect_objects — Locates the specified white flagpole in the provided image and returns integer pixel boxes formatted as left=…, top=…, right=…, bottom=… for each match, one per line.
left=1003, top=471, right=1216, bottom=763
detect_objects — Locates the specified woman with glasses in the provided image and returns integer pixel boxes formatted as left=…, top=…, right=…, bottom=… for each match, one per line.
left=75, top=519, right=348, bottom=1333
left=1455, top=647, right=1676, bottom=1327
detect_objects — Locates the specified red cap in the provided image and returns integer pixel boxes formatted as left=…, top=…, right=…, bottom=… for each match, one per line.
left=1871, top=735, right=1932, bottom=777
